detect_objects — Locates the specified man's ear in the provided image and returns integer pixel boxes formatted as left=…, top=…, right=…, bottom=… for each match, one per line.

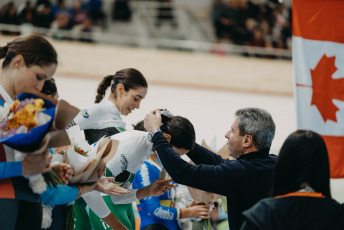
left=11, top=55, right=24, bottom=69
left=243, top=135, right=253, bottom=148
left=162, top=133, right=171, bottom=143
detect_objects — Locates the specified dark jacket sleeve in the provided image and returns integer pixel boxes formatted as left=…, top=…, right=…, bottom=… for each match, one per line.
left=153, top=132, right=248, bottom=196
left=187, top=143, right=226, bottom=166
left=240, top=221, right=261, bottom=230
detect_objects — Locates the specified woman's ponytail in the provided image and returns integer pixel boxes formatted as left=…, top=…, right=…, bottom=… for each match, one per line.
left=95, top=75, right=114, bottom=103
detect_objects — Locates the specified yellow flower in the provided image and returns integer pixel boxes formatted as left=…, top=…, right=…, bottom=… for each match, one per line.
left=4, top=98, right=45, bottom=132
left=34, top=99, right=44, bottom=111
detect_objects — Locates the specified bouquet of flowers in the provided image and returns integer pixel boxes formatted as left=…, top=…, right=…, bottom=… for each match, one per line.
left=187, top=186, right=222, bottom=230
left=0, top=92, right=55, bottom=151
left=0, top=92, right=58, bottom=194
left=52, top=125, right=119, bottom=184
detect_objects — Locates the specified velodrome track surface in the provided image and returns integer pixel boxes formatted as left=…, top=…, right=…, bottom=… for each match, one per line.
left=1, top=35, right=343, bottom=202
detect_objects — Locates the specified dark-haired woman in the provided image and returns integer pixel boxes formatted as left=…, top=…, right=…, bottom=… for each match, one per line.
left=72, top=68, right=148, bottom=144
left=83, top=113, right=202, bottom=230
left=131, top=119, right=210, bottom=230
left=241, top=130, right=344, bottom=230
left=71, top=68, right=148, bottom=230
left=0, top=34, right=57, bottom=229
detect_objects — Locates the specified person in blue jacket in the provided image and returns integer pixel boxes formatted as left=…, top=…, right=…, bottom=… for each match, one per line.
left=144, top=107, right=277, bottom=230
left=133, top=154, right=210, bottom=230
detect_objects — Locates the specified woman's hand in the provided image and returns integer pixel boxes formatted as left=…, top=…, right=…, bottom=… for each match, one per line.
left=144, top=110, right=162, bottom=132
left=189, top=204, right=211, bottom=219
left=136, top=178, right=176, bottom=199
left=149, top=178, right=176, bottom=196
left=22, top=133, right=52, bottom=175
left=22, top=149, right=52, bottom=175
left=187, top=200, right=197, bottom=208
left=182, top=204, right=211, bottom=219
left=101, top=213, right=128, bottom=230
left=95, top=177, right=130, bottom=196
left=77, top=183, right=97, bottom=198
left=52, top=162, right=73, bottom=184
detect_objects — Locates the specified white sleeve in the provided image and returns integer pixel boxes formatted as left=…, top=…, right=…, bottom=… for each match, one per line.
left=73, top=105, right=102, bottom=130
left=106, top=139, right=136, bottom=176
left=110, top=188, right=138, bottom=204
left=82, top=191, right=110, bottom=218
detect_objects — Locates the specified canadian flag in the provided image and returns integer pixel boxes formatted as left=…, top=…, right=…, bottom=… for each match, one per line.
left=293, top=0, right=344, bottom=178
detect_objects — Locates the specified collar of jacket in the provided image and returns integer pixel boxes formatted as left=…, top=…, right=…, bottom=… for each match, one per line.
left=238, top=149, right=270, bottom=160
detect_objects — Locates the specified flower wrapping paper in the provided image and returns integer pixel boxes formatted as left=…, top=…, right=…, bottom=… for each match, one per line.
left=62, top=125, right=119, bottom=184
left=187, top=186, right=222, bottom=205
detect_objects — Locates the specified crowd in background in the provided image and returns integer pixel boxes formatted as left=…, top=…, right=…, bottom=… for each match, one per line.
left=0, top=0, right=108, bottom=42
left=211, top=0, right=292, bottom=50
left=0, top=0, right=292, bottom=56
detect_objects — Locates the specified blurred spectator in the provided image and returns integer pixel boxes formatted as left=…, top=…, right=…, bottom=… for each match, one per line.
left=84, top=0, right=106, bottom=29
left=51, top=0, right=72, bottom=30
left=0, top=2, right=20, bottom=35
left=71, top=0, right=89, bottom=26
left=33, top=0, right=54, bottom=28
left=19, top=1, right=34, bottom=24
left=211, top=0, right=231, bottom=42
left=247, top=27, right=267, bottom=47
left=71, top=0, right=93, bottom=43
left=112, top=0, right=132, bottom=22
left=211, top=0, right=292, bottom=56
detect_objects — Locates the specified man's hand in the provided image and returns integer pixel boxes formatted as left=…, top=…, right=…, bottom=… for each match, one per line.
left=95, top=177, right=130, bottom=196
left=53, top=163, right=73, bottom=184
left=22, top=149, right=52, bottom=176
left=144, top=110, right=162, bottom=132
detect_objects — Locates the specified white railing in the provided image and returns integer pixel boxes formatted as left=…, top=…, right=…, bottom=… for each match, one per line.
left=0, top=9, right=292, bottom=59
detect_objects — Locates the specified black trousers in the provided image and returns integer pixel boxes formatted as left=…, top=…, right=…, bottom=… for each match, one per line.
left=141, top=223, right=169, bottom=230
left=0, top=199, right=42, bottom=230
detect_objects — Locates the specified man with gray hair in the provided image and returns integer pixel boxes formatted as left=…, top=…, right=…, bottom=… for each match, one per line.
left=144, top=107, right=277, bottom=230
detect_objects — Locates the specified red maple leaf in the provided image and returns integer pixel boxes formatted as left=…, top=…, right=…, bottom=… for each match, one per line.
left=308, top=54, right=344, bottom=122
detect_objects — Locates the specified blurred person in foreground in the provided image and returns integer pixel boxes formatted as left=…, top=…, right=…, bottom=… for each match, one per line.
left=144, top=107, right=277, bottom=230
left=241, top=130, right=344, bottom=230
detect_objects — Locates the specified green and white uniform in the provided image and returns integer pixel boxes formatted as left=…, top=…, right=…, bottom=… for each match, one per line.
left=82, top=131, right=154, bottom=230
left=71, top=99, right=130, bottom=230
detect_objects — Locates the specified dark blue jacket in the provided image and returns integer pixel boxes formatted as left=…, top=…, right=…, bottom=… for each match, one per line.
left=153, top=132, right=276, bottom=230
left=241, top=196, right=344, bottom=230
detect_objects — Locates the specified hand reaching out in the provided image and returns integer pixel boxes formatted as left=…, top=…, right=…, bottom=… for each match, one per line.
left=136, top=178, right=176, bottom=200
left=147, top=178, right=176, bottom=196
left=95, top=177, right=130, bottom=196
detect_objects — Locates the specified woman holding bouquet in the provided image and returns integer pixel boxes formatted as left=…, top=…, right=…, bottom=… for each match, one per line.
left=0, top=34, right=58, bottom=229
left=71, top=68, right=148, bottom=230
left=40, top=78, right=131, bottom=230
